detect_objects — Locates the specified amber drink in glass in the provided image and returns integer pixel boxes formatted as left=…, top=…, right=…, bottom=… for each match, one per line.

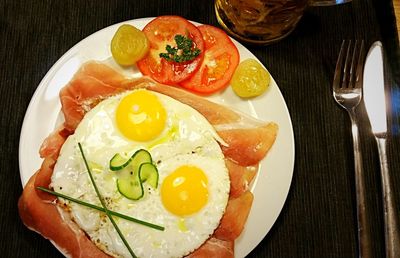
left=215, top=0, right=308, bottom=45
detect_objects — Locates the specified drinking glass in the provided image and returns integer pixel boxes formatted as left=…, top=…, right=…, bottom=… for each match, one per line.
left=215, top=0, right=352, bottom=45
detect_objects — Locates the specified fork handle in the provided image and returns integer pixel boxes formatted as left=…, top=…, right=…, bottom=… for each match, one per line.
left=375, top=136, right=400, bottom=258
left=349, top=111, right=372, bottom=258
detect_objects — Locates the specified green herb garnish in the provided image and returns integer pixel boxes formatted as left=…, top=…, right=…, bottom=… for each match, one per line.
left=78, top=143, right=137, bottom=258
left=36, top=186, right=164, bottom=231
left=159, top=34, right=201, bottom=63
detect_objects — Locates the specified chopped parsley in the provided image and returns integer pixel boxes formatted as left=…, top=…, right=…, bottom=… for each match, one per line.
left=159, top=35, right=201, bottom=63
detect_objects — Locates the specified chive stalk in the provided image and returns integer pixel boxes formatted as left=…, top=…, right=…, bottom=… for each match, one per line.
left=78, top=143, right=137, bottom=258
left=36, top=186, right=164, bottom=231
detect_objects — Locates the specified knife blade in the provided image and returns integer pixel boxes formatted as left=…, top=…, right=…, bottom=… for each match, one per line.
left=363, top=41, right=387, bottom=134
left=363, top=41, right=400, bottom=258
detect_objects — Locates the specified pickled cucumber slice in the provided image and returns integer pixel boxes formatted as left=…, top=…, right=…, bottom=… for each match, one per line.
left=111, top=24, right=149, bottom=66
left=231, top=58, right=271, bottom=98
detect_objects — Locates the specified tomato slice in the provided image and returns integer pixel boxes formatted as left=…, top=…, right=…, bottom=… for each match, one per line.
left=137, top=16, right=204, bottom=84
left=180, top=25, right=240, bottom=94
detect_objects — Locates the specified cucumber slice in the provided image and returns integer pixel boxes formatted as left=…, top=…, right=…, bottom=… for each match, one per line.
left=130, top=149, right=152, bottom=172
left=109, top=153, right=131, bottom=171
left=115, top=149, right=153, bottom=200
left=117, top=171, right=143, bottom=200
left=139, top=163, right=159, bottom=189
left=110, top=149, right=151, bottom=171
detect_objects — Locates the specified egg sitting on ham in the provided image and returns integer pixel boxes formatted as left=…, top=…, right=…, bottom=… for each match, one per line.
left=18, top=62, right=278, bottom=258
left=51, top=89, right=230, bottom=257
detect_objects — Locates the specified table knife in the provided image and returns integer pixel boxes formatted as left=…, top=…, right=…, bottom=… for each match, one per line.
left=363, top=41, right=400, bottom=258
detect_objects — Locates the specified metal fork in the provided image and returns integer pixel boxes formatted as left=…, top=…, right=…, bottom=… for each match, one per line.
left=333, top=40, right=372, bottom=258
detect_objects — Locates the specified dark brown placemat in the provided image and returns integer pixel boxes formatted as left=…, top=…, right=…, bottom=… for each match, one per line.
left=0, top=0, right=398, bottom=257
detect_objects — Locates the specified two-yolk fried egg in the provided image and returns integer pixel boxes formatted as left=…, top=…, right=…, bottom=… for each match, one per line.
left=51, top=89, right=230, bottom=257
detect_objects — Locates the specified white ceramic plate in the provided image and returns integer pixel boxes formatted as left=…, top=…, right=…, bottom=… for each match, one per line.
left=19, top=17, right=295, bottom=258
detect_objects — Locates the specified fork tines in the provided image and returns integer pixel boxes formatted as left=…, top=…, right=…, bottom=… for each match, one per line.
left=333, top=40, right=365, bottom=89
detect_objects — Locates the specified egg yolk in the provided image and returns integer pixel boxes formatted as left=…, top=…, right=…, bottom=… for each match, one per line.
left=116, top=90, right=166, bottom=142
left=161, top=165, right=208, bottom=216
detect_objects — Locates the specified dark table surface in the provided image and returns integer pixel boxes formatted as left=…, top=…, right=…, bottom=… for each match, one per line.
left=1, top=0, right=400, bottom=257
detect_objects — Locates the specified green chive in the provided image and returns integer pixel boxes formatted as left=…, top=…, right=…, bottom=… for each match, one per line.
left=36, top=186, right=164, bottom=231
left=78, top=142, right=137, bottom=258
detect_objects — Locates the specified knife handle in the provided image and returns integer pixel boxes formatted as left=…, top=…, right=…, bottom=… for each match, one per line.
left=349, top=111, right=372, bottom=258
left=375, top=136, right=400, bottom=258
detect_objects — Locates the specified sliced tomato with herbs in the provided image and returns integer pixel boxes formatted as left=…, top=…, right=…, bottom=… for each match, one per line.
left=180, top=25, right=240, bottom=94
left=137, top=16, right=204, bottom=84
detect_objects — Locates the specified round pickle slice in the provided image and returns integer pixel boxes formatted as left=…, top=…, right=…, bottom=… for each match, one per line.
left=231, top=59, right=271, bottom=98
left=111, top=24, right=149, bottom=66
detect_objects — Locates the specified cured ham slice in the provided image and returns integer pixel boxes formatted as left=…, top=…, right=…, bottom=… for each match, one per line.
left=21, top=135, right=111, bottom=257
left=219, top=123, right=278, bottom=166
left=59, top=62, right=154, bottom=131
left=214, top=191, right=254, bottom=241
left=186, top=237, right=234, bottom=258
left=59, top=62, right=278, bottom=165
left=18, top=173, right=111, bottom=258
left=142, top=84, right=278, bottom=166
left=39, top=126, right=70, bottom=159
left=19, top=62, right=278, bottom=257
left=225, top=159, right=257, bottom=198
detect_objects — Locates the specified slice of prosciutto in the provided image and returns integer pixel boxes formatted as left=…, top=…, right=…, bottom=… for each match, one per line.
left=54, top=62, right=278, bottom=166
left=19, top=62, right=278, bottom=258
left=186, top=237, right=234, bottom=258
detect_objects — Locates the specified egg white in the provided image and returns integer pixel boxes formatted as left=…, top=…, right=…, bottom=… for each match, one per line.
left=51, top=89, right=230, bottom=258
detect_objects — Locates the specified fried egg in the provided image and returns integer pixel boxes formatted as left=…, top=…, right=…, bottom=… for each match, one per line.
left=51, top=89, right=230, bottom=257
